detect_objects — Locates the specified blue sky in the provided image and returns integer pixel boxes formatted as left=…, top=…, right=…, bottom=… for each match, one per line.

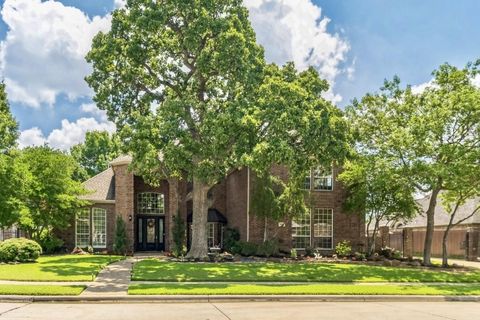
left=1, top=0, right=480, bottom=149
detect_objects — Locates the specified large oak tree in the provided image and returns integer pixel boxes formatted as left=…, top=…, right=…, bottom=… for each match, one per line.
left=86, top=0, right=349, bottom=258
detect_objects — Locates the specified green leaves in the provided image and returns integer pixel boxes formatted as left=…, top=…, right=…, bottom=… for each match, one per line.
left=0, top=82, right=18, bottom=152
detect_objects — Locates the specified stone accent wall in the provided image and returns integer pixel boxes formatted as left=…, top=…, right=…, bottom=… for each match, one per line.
left=112, top=164, right=135, bottom=254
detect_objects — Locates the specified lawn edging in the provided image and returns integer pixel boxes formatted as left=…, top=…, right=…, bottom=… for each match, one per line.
left=0, top=294, right=479, bottom=303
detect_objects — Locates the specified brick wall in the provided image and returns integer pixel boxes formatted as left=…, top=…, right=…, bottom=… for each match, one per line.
left=112, top=164, right=135, bottom=253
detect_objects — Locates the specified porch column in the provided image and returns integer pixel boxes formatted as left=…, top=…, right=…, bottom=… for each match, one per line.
left=466, top=226, right=479, bottom=261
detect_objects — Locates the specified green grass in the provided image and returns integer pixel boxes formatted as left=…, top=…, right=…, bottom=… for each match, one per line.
left=132, top=260, right=480, bottom=283
left=0, top=255, right=124, bottom=281
left=128, top=283, right=480, bottom=296
left=0, top=285, right=85, bottom=296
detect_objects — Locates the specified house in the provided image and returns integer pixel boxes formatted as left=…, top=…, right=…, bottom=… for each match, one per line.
left=56, top=155, right=365, bottom=254
left=375, top=194, right=480, bottom=261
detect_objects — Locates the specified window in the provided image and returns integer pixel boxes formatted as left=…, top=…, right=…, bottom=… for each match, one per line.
left=92, top=208, right=107, bottom=248
left=292, top=210, right=311, bottom=249
left=76, top=208, right=108, bottom=249
left=303, top=172, right=311, bottom=190
left=137, top=192, right=164, bottom=215
left=76, top=209, right=91, bottom=247
left=207, top=223, right=215, bottom=248
left=313, top=166, right=333, bottom=191
left=313, top=208, right=333, bottom=249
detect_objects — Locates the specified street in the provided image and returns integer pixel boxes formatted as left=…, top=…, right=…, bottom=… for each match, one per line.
left=0, top=302, right=478, bottom=319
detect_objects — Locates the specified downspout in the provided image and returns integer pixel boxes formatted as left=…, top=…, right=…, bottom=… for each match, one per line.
left=247, top=167, right=250, bottom=242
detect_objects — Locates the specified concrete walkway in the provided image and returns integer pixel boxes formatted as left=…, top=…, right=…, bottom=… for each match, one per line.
left=81, top=258, right=134, bottom=296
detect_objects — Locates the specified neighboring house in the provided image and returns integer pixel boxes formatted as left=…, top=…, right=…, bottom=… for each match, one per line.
left=56, top=155, right=365, bottom=254
left=0, top=226, right=25, bottom=241
left=376, top=194, right=480, bottom=261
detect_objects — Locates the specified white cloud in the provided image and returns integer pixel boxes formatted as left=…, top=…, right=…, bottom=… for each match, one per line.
left=0, top=0, right=111, bottom=107
left=18, top=127, right=46, bottom=148
left=245, top=0, right=351, bottom=102
left=410, top=80, right=435, bottom=95
left=114, top=0, right=126, bottom=8
left=473, top=75, right=480, bottom=88
left=80, top=103, right=108, bottom=122
left=19, top=117, right=115, bottom=150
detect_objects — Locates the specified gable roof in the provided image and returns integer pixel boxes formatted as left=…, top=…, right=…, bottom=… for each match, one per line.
left=80, top=167, right=115, bottom=202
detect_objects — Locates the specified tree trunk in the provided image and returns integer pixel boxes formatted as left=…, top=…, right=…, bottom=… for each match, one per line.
left=423, top=188, right=441, bottom=266
left=263, top=217, right=267, bottom=242
left=185, top=177, right=210, bottom=259
left=441, top=226, right=451, bottom=267
left=369, top=219, right=380, bottom=256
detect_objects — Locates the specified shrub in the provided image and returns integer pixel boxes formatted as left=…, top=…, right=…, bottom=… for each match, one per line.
left=234, top=241, right=257, bottom=256
left=379, top=246, right=402, bottom=260
left=256, top=240, right=279, bottom=257
left=38, top=233, right=64, bottom=254
left=0, top=238, right=42, bottom=262
left=304, top=247, right=315, bottom=258
left=114, top=216, right=128, bottom=255
left=223, top=228, right=240, bottom=252
left=354, top=251, right=366, bottom=261
left=290, top=248, right=298, bottom=259
left=172, top=214, right=186, bottom=257
left=335, top=240, right=352, bottom=257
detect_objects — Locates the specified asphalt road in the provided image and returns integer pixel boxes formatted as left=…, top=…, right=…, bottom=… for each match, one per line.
left=0, top=302, right=478, bottom=320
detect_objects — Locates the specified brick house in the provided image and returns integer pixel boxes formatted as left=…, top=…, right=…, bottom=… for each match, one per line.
left=57, top=155, right=365, bottom=254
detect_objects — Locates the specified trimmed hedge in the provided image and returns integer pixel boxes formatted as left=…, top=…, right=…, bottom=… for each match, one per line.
left=0, top=238, right=42, bottom=262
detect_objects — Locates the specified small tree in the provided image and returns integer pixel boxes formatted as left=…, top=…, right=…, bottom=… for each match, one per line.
left=114, top=216, right=128, bottom=255
left=19, top=146, right=87, bottom=241
left=339, top=156, right=419, bottom=255
left=440, top=182, right=480, bottom=267
left=171, top=214, right=186, bottom=257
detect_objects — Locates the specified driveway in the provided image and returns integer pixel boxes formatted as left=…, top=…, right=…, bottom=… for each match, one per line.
left=0, top=302, right=478, bottom=320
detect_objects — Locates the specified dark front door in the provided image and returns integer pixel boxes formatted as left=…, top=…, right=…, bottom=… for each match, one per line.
left=136, top=216, right=165, bottom=251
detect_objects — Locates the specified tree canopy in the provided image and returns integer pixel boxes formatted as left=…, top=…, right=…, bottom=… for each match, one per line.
left=0, top=82, right=18, bottom=152
left=70, top=130, right=121, bottom=180
left=18, top=146, right=87, bottom=241
left=347, top=61, right=480, bottom=264
left=86, top=0, right=350, bottom=258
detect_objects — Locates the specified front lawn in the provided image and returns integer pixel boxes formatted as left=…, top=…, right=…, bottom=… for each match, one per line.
left=128, top=283, right=480, bottom=296
left=0, top=255, right=124, bottom=281
left=0, top=285, right=85, bottom=296
left=132, top=260, right=480, bottom=283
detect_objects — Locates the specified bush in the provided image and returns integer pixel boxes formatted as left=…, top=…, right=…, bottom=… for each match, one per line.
left=37, top=233, right=64, bottom=254
left=223, top=228, right=240, bottom=252
left=304, top=247, right=315, bottom=258
left=353, top=251, right=366, bottom=261
left=233, top=241, right=257, bottom=256
left=114, top=217, right=128, bottom=255
left=335, top=240, right=352, bottom=257
left=256, top=240, right=279, bottom=257
left=290, top=248, right=298, bottom=259
left=0, top=238, right=42, bottom=262
left=379, top=246, right=402, bottom=260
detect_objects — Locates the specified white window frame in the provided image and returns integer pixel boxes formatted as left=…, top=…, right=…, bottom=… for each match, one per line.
left=313, top=208, right=333, bottom=250
left=92, top=208, right=107, bottom=248
left=312, top=166, right=333, bottom=191
left=291, top=209, right=311, bottom=250
left=75, top=208, right=91, bottom=248
left=137, top=192, right=165, bottom=215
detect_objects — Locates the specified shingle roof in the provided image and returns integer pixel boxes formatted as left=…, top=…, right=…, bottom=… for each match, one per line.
left=80, top=167, right=115, bottom=202
left=405, top=194, right=480, bottom=228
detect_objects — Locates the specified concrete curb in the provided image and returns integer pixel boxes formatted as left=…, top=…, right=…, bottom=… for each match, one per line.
left=0, top=295, right=479, bottom=303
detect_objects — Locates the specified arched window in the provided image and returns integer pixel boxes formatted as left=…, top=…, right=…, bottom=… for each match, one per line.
left=137, top=192, right=165, bottom=215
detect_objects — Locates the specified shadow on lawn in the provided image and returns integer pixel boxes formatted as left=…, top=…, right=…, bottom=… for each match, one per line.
left=132, top=260, right=480, bottom=283
left=37, top=256, right=120, bottom=278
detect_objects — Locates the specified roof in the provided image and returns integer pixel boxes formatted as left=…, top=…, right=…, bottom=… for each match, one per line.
left=187, top=209, right=228, bottom=224
left=109, top=155, right=132, bottom=166
left=80, top=167, right=115, bottom=202
left=404, top=194, right=480, bottom=228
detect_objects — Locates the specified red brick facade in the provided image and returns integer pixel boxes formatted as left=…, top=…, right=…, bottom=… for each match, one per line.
left=61, top=161, right=365, bottom=254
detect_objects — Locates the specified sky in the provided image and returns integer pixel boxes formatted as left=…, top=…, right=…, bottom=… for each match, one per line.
left=1, top=0, right=480, bottom=150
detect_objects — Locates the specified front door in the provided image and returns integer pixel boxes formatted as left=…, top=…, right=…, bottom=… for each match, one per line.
left=136, top=216, right=165, bottom=251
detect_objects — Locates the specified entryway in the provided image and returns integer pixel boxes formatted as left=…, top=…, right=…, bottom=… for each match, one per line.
left=136, top=216, right=165, bottom=251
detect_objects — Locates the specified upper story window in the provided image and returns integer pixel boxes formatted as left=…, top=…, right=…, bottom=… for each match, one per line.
left=303, top=166, right=333, bottom=191
left=313, top=166, right=333, bottom=191
left=137, top=192, right=165, bottom=215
